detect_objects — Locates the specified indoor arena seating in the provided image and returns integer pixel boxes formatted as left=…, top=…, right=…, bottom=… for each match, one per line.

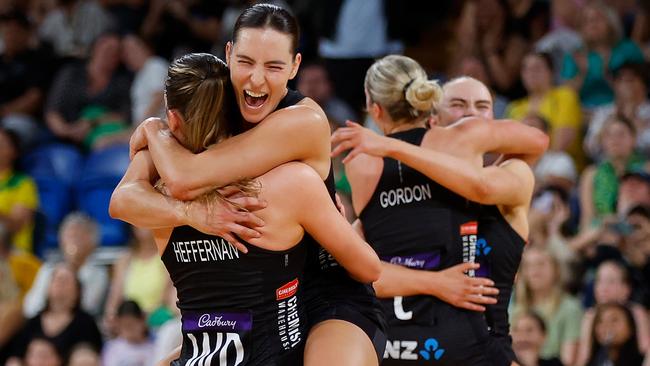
left=21, top=143, right=131, bottom=258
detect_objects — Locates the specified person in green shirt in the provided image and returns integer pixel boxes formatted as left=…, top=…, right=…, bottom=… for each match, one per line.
left=561, top=2, right=644, bottom=108
left=512, top=245, right=583, bottom=366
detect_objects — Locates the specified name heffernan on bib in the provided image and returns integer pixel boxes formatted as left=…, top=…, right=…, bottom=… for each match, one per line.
left=171, top=238, right=240, bottom=263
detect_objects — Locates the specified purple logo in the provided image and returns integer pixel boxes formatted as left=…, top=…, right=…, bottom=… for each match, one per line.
left=381, top=252, right=440, bottom=270
left=182, top=311, right=252, bottom=332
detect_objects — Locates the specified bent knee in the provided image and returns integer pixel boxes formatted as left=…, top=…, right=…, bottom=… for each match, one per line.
left=305, top=320, right=378, bottom=366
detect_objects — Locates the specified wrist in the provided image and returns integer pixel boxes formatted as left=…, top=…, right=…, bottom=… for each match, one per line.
left=384, top=137, right=403, bottom=159
left=173, top=199, right=191, bottom=227
left=416, top=270, right=438, bottom=297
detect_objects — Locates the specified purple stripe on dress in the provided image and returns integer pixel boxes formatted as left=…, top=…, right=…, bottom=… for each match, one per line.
left=381, top=252, right=440, bottom=270
left=182, top=311, right=253, bottom=332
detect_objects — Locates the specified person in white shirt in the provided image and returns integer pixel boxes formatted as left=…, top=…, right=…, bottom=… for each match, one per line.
left=585, top=62, right=650, bottom=161
left=23, top=212, right=109, bottom=318
left=122, top=34, right=168, bottom=124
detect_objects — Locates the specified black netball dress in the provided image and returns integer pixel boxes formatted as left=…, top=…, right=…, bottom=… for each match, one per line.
left=162, top=225, right=309, bottom=366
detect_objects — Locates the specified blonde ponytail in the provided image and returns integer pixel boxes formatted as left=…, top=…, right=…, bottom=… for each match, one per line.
left=365, top=55, right=441, bottom=124
left=405, top=78, right=442, bottom=112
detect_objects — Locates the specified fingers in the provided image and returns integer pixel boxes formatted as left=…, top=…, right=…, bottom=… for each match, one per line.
left=345, top=120, right=362, bottom=127
left=466, top=294, right=497, bottom=305
left=455, top=261, right=481, bottom=273
left=474, top=284, right=499, bottom=297
left=466, top=276, right=497, bottom=290
left=342, top=147, right=362, bottom=164
left=458, top=301, right=486, bottom=312
left=331, top=138, right=357, bottom=158
left=230, top=196, right=268, bottom=212
left=221, top=233, right=248, bottom=254
left=235, top=211, right=265, bottom=228
left=228, top=223, right=261, bottom=241
left=217, top=185, right=242, bottom=197
left=330, top=128, right=354, bottom=145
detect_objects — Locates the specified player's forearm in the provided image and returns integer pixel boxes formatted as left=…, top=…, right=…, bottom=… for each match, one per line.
left=109, top=179, right=187, bottom=229
left=373, top=262, right=431, bottom=298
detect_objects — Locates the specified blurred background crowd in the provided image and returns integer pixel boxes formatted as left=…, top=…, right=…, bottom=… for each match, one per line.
left=1, top=0, right=650, bottom=365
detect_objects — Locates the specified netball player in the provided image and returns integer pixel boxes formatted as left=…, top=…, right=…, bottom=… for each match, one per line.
left=116, top=52, right=381, bottom=365
left=111, top=4, right=385, bottom=366
left=331, top=56, right=548, bottom=365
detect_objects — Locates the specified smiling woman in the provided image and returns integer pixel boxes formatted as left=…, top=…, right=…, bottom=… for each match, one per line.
left=111, top=4, right=387, bottom=366
left=226, top=7, right=301, bottom=123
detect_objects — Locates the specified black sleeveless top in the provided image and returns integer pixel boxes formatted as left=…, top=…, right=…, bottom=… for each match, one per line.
left=162, top=226, right=309, bottom=366
left=475, top=204, right=526, bottom=337
left=277, top=89, right=304, bottom=110
left=359, top=128, right=475, bottom=325
left=275, top=90, right=383, bottom=329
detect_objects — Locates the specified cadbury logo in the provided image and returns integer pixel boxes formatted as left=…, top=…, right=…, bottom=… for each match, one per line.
left=197, top=314, right=237, bottom=330
left=276, top=278, right=299, bottom=300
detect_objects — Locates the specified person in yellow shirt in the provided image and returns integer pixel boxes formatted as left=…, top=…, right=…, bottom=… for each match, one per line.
left=0, top=221, right=40, bottom=359
left=0, top=128, right=38, bottom=253
left=507, top=52, right=584, bottom=169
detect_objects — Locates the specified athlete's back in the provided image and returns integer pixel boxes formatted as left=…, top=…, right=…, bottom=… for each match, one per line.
left=156, top=162, right=334, bottom=366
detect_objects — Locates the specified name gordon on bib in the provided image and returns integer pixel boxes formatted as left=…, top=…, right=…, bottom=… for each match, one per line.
left=379, top=184, right=432, bottom=208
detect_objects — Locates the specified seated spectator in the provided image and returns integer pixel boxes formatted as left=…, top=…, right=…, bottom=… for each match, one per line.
left=38, top=0, right=114, bottom=58
left=454, top=0, right=529, bottom=99
left=102, top=300, right=154, bottom=366
left=617, top=173, right=650, bottom=218
left=561, top=2, right=644, bottom=108
left=152, top=286, right=181, bottom=364
left=23, top=212, right=109, bottom=318
left=103, top=0, right=148, bottom=35
left=68, top=343, right=101, bottom=366
left=528, top=186, right=577, bottom=273
left=0, top=11, right=54, bottom=149
left=7, top=264, right=102, bottom=364
left=21, top=337, right=63, bottom=366
left=123, top=34, right=167, bottom=124
left=0, top=224, right=41, bottom=307
left=585, top=63, right=650, bottom=161
left=570, top=175, right=650, bottom=264
left=585, top=303, right=644, bottom=366
left=0, top=228, right=21, bottom=364
left=44, top=32, right=131, bottom=148
left=0, top=222, right=40, bottom=364
left=512, top=245, right=583, bottom=366
left=577, top=261, right=650, bottom=365
left=579, top=116, right=649, bottom=231
left=0, top=128, right=39, bottom=253
left=140, top=0, right=224, bottom=60
left=623, top=206, right=650, bottom=296
left=104, top=226, right=168, bottom=334
left=92, top=33, right=168, bottom=149
left=512, top=311, right=563, bottom=366
left=297, top=60, right=357, bottom=126
left=535, top=0, right=582, bottom=82
left=523, top=114, right=577, bottom=193
left=507, top=52, right=583, bottom=167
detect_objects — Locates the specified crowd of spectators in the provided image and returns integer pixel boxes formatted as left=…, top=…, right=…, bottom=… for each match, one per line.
left=4, top=0, right=650, bottom=365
